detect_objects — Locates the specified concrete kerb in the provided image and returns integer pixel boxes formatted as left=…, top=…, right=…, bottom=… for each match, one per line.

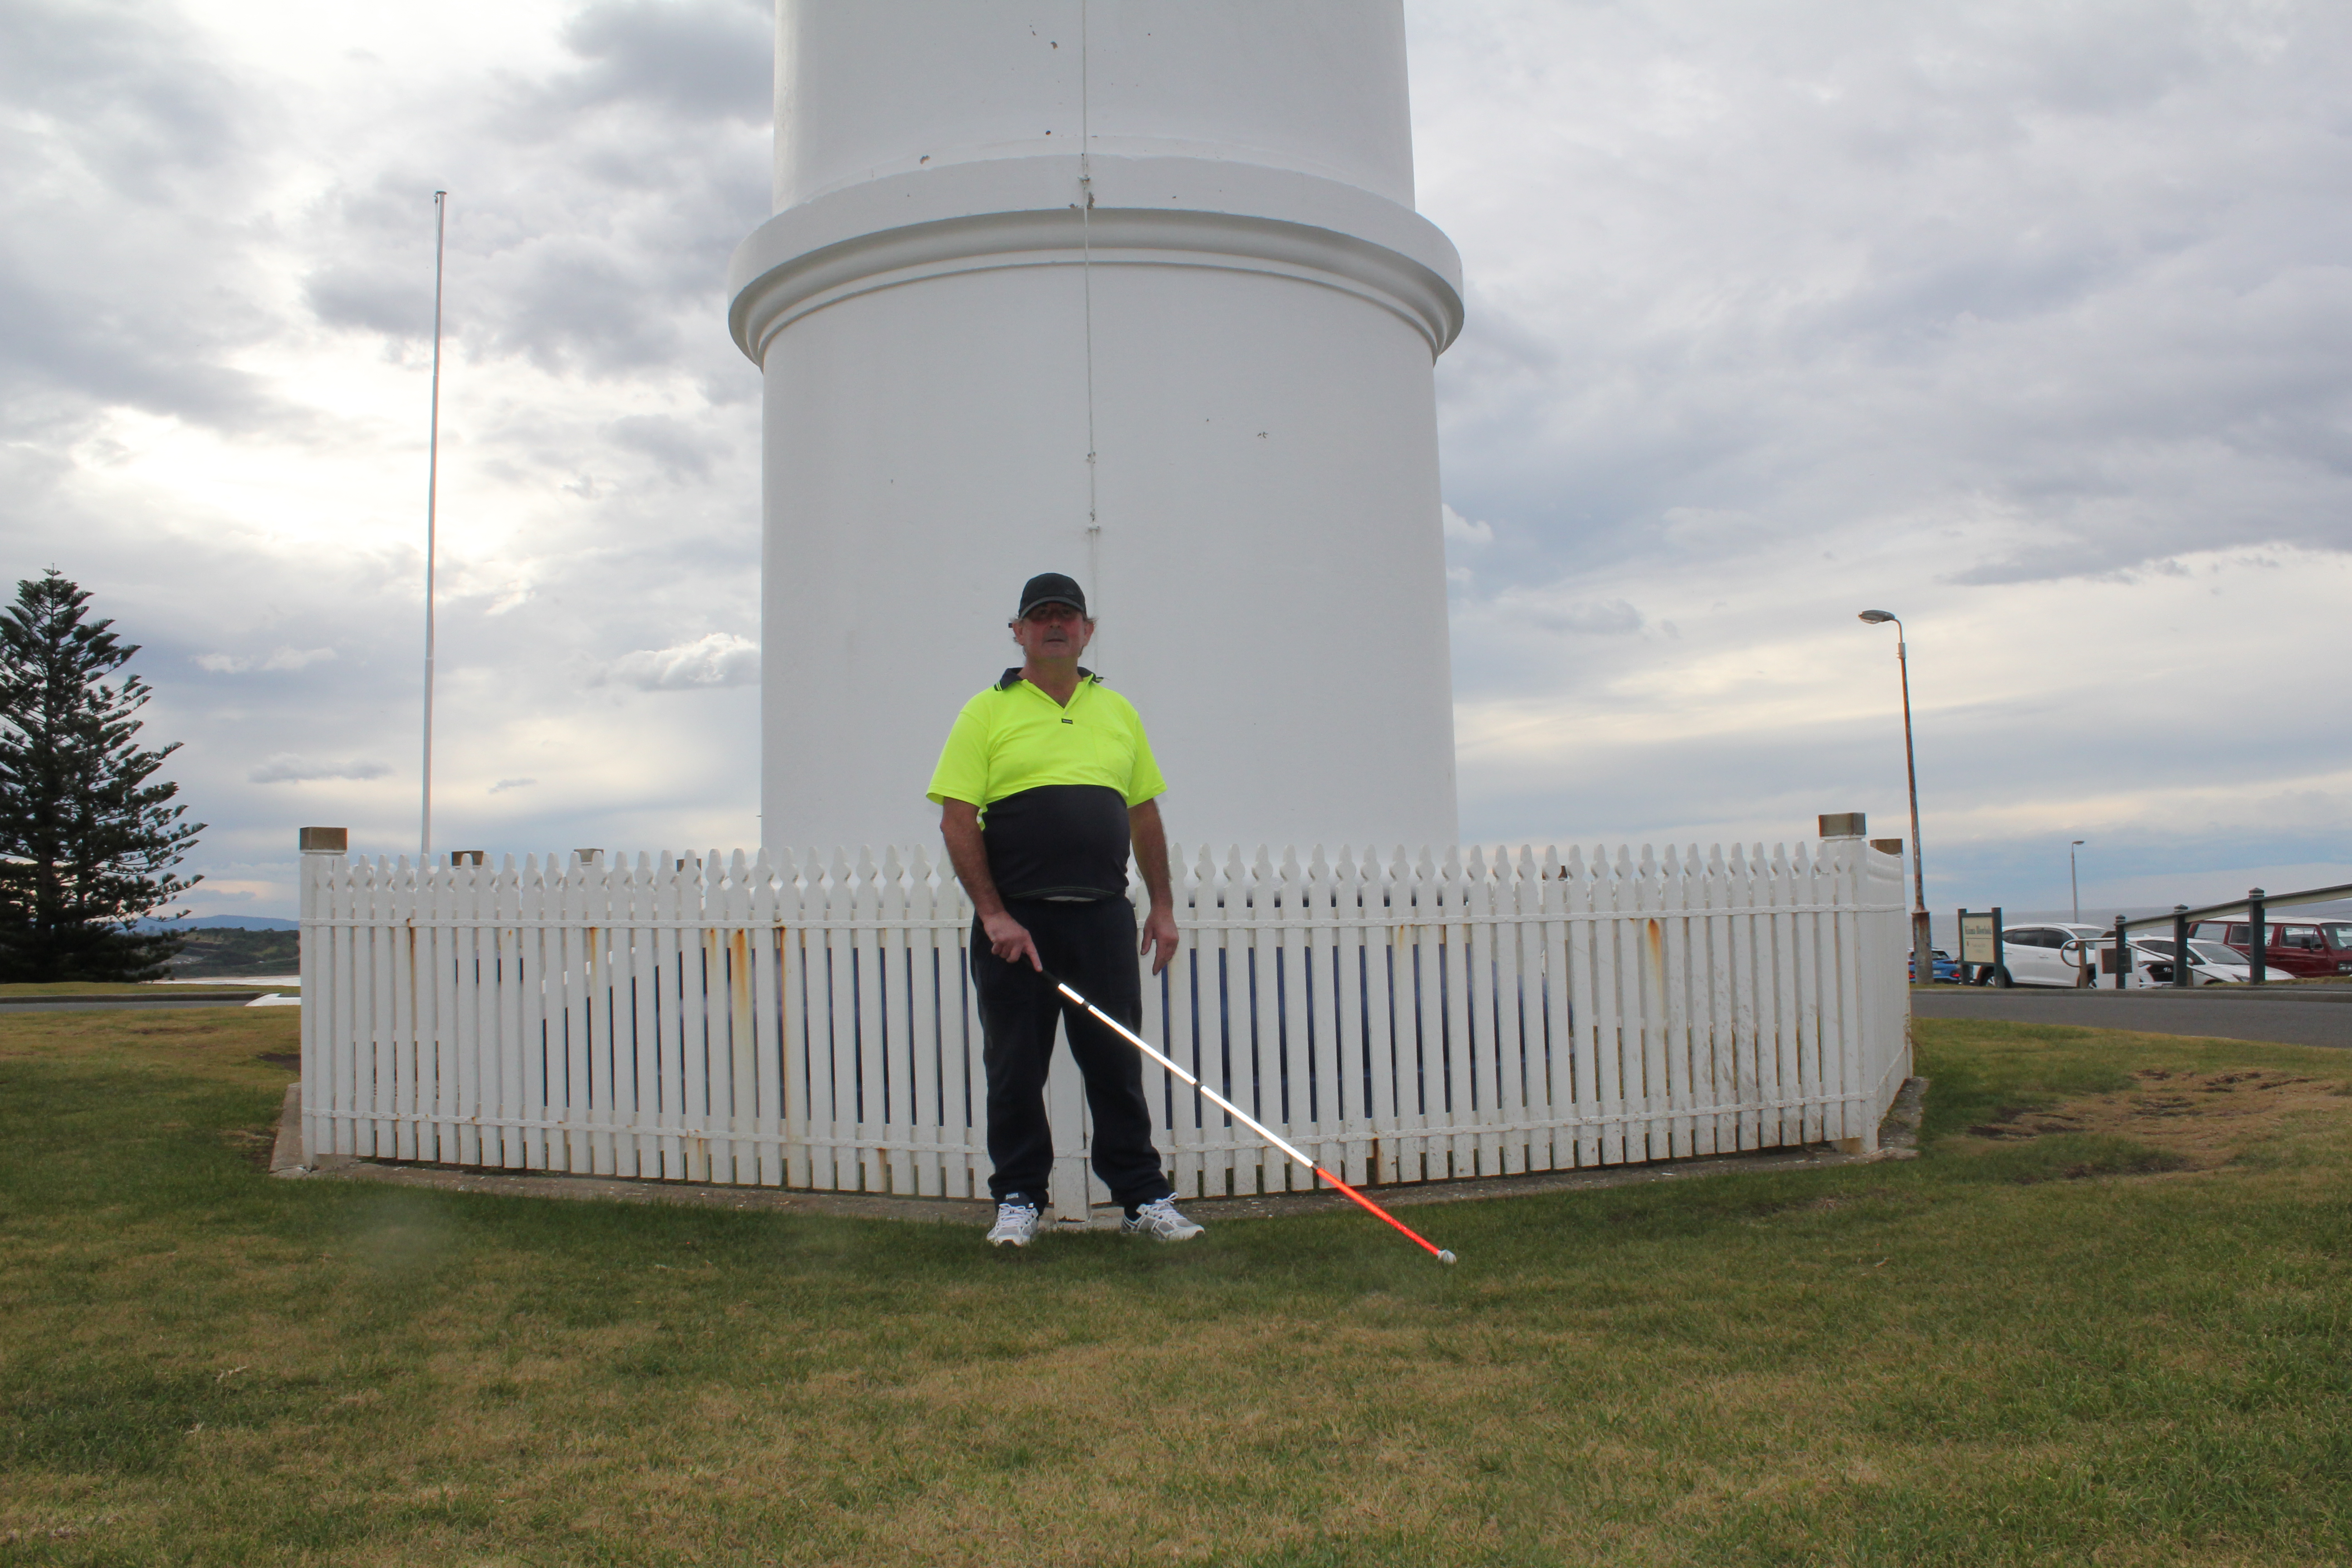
left=1926, top=984, right=2352, bottom=1004
left=272, top=1078, right=1931, bottom=1228
left=2131, top=985, right=2352, bottom=1003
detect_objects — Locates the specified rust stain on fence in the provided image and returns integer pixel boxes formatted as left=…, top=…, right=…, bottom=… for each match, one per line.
left=1645, top=919, right=1669, bottom=1023
left=729, top=930, right=753, bottom=1038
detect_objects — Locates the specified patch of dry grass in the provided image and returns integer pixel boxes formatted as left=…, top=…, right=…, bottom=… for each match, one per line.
left=3, top=1012, right=2351, bottom=1565
left=1958, top=1066, right=2351, bottom=1170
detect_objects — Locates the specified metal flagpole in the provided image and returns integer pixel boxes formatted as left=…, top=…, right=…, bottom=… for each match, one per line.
left=421, top=190, right=447, bottom=860
left=1049, top=975, right=1457, bottom=1264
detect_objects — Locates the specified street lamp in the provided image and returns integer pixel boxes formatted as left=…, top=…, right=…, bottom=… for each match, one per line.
left=1857, top=610, right=1932, bottom=971
left=2069, top=840, right=2085, bottom=924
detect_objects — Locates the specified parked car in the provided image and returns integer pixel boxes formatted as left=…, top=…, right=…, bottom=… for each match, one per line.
left=2190, top=918, right=2352, bottom=979
left=2122, top=936, right=2254, bottom=986
left=1909, top=947, right=1960, bottom=983
left=1977, top=923, right=2109, bottom=987
left=2060, top=935, right=2247, bottom=988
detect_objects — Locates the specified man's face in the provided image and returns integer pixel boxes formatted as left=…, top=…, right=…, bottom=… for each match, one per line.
left=1012, top=601, right=1093, bottom=662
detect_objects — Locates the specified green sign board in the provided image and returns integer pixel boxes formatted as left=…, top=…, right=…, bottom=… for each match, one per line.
left=1958, top=908, right=2003, bottom=967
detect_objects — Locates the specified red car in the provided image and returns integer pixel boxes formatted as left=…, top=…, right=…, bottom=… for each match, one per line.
left=2190, top=917, right=2352, bottom=979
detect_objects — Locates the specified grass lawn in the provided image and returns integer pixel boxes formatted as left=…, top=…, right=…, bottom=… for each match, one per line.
left=2, top=1009, right=2348, bottom=1566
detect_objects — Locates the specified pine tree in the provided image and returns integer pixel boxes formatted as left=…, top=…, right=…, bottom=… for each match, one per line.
left=0, top=571, right=205, bottom=982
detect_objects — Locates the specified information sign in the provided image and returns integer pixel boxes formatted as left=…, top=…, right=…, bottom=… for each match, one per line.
left=1959, top=909, right=2002, bottom=967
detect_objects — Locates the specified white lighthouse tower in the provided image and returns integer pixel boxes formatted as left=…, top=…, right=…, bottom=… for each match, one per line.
left=728, top=2, right=1464, bottom=853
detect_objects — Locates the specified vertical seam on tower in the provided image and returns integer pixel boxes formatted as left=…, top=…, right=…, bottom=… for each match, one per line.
left=1079, top=0, right=1101, bottom=620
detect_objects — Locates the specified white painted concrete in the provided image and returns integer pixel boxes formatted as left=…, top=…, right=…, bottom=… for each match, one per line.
left=734, top=1, right=1464, bottom=853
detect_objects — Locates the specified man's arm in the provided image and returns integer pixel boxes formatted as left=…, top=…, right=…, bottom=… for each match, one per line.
left=1129, top=798, right=1180, bottom=976
left=940, top=799, right=1041, bottom=970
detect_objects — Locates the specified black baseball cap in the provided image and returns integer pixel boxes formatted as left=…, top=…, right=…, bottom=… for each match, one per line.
left=1016, top=572, right=1088, bottom=618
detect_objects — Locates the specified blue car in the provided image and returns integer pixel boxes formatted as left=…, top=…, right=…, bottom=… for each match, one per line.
left=1909, top=947, right=1960, bottom=984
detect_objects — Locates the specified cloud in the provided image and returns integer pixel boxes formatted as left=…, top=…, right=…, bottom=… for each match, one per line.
left=0, top=0, right=245, bottom=189
left=548, top=0, right=773, bottom=125
left=1415, top=0, right=2352, bottom=593
left=249, top=754, right=393, bottom=784
left=607, top=413, right=721, bottom=482
left=489, top=777, right=537, bottom=794
left=1486, top=593, right=1644, bottom=637
left=194, top=647, right=336, bottom=674
left=0, top=0, right=290, bottom=438
left=597, top=633, right=760, bottom=691
left=302, top=257, right=437, bottom=341
left=1441, top=504, right=1494, bottom=545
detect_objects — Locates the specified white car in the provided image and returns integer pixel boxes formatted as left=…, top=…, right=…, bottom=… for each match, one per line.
left=2110, top=936, right=2254, bottom=987
left=1985, top=923, right=2110, bottom=987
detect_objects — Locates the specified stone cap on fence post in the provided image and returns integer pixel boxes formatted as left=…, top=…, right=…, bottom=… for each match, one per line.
left=298, top=826, right=348, bottom=854
left=1818, top=812, right=1867, bottom=839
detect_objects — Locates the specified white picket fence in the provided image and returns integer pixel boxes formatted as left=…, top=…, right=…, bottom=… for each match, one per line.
left=300, top=840, right=1910, bottom=1215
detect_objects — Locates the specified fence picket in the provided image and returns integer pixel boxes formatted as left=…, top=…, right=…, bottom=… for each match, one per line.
left=1161, top=847, right=1202, bottom=1199
left=946, top=865, right=983, bottom=1200
left=1725, top=845, right=1760, bottom=1152
left=387, top=859, right=417, bottom=1162
left=776, top=851, right=814, bottom=1189
left=1196, top=848, right=1237, bottom=1198
left=1498, top=848, right=1537, bottom=1174
left=899, top=848, right=939, bottom=1196
left=1355, top=847, right=1390, bottom=1181
left=1330, top=847, right=1371, bottom=1186
left=1663, top=845, right=1696, bottom=1161
left=326, top=858, right=353, bottom=1157
left=1269, top=848, right=1310, bottom=1191
left=1532, top=847, right=1569, bottom=1172
left=361, top=858, right=391, bottom=1161
left=716, top=851, right=753, bottom=1186
left=1235, top=848, right=1274, bottom=1193
left=872, top=849, right=911, bottom=1196
left=1463, top=848, right=1500, bottom=1176
left=1830, top=841, right=1867, bottom=1147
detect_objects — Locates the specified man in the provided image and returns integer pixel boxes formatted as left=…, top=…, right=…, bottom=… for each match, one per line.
left=926, top=572, right=1204, bottom=1249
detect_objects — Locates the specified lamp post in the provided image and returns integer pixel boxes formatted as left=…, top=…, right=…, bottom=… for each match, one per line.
left=2069, top=839, right=2085, bottom=924
left=1858, top=610, right=1932, bottom=972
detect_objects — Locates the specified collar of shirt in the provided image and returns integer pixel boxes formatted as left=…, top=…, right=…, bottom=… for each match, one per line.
left=995, top=666, right=1103, bottom=695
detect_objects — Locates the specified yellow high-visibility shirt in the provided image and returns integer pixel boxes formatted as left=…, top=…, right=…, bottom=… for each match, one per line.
left=926, top=669, right=1167, bottom=900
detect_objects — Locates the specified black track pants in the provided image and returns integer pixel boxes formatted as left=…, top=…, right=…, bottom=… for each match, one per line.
left=970, top=898, right=1175, bottom=1211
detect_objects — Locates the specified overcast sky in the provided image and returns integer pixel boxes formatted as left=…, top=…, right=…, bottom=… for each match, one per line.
left=5, top=0, right=2347, bottom=921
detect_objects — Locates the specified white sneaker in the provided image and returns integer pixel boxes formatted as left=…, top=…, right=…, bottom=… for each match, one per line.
left=1121, top=1195, right=1204, bottom=1241
left=986, top=1197, right=1041, bottom=1248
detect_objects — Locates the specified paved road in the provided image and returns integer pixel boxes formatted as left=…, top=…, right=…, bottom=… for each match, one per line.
left=1915, top=987, right=2352, bottom=1049
left=0, top=995, right=273, bottom=1014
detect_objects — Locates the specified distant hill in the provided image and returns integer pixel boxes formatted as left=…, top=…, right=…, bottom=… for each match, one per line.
left=141, top=915, right=299, bottom=931
left=163, top=926, right=301, bottom=978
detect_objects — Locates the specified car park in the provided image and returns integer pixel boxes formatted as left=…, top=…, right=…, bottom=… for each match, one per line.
left=1979, top=923, right=2109, bottom=987
left=2190, top=918, right=2352, bottom=979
